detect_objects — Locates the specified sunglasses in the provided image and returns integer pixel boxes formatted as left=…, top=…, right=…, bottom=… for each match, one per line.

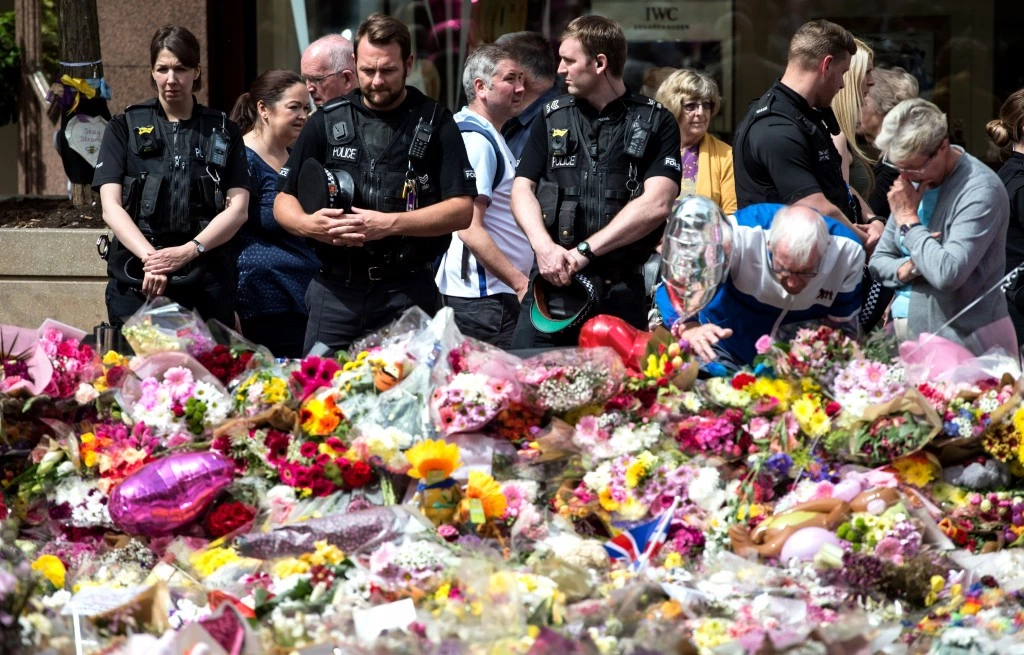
left=683, top=101, right=714, bottom=113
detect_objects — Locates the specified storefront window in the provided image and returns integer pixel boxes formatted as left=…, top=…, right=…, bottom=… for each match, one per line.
left=256, top=0, right=1024, bottom=164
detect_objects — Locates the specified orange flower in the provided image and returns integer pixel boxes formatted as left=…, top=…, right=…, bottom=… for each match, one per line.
left=300, top=395, right=343, bottom=436
left=463, top=470, right=507, bottom=520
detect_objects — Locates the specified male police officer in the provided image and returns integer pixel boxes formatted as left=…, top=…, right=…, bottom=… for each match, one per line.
left=275, top=13, right=476, bottom=354
left=733, top=19, right=883, bottom=249
left=510, top=16, right=682, bottom=348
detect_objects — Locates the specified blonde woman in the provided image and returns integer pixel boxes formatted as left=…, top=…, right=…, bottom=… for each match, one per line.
left=831, top=37, right=877, bottom=223
left=656, top=69, right=737, bottom=213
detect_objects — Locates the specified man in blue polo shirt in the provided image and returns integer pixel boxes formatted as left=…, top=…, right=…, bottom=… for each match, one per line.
left=656, top=203, right=864, bottom=371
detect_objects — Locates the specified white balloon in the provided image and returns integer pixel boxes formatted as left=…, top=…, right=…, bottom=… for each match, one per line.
left=659, top=195, right=733, bottom=319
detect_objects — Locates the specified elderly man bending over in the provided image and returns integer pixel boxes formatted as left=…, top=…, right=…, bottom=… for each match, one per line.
left=656, top=203, right=865, bottom=372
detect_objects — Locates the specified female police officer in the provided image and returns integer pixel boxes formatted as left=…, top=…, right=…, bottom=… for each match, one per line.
left=93, top=25, right=250, bottom=326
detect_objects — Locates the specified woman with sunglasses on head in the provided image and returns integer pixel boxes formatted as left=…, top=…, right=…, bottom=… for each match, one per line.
left=229, top=70, right=314, bottom=358
left=868, top=99, right=1016, bottom=356
left=987, top=88, right=1024, bottom=346
left=92, top=25, right=250, bottom=326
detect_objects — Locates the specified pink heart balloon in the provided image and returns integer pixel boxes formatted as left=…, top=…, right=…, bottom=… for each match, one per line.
left=108, top=452, right=235, bottom=536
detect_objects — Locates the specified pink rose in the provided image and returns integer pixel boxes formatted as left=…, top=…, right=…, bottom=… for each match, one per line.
left=755, top=335, right=773, bottom=355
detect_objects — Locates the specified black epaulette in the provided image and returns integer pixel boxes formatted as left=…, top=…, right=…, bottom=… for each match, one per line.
left=322, top=96, right=350, bottom=113
left=543, top=95, right=575, bottom=116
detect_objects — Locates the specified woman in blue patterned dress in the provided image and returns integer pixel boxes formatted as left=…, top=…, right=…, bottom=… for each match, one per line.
left=229, top=70, right=316, bottom=357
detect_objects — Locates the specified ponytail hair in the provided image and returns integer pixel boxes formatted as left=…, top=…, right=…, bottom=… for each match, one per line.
left=229, top=69, right=305, bottom=135
left=987, top=87, right=1024, bottom=149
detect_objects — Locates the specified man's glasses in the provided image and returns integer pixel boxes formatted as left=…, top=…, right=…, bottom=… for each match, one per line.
left=302, top=71, right=344, bottom=87
left=683, top=100, right=714, bottom=113
left=881, top=144, right=942, bottom=175
left=766, top=247, right=819, bottom=280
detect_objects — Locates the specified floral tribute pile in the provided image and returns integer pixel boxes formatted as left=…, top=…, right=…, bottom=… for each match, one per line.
left=6, top=301, right=1024, bottom=654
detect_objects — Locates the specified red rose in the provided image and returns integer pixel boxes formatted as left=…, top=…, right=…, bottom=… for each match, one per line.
left=312, top=479, right=335, bottom=497
left=105, top=365, right=126, bottom=387
left=205, top=501, right=255, bottom=538
left=342, top=461, right=374, bottom=489
left=731, top=373, right=756, bottom=390
left=211, top=435, right=232, bottom=454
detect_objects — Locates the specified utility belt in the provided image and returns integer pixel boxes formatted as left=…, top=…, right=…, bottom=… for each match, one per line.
left=320, top=257, right=434, bottom=283
left=99, top=230, right=213, bottom=289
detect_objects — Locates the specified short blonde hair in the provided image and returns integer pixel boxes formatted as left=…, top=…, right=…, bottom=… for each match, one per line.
left=656, top=69, right=721, bottom=123
left=875, top=98, right=947, bottom=164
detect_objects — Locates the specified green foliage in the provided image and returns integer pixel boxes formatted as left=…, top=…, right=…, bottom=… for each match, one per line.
left=0, top=11, right=20, bottom=126
left=41, top=0, right=59, bottom=82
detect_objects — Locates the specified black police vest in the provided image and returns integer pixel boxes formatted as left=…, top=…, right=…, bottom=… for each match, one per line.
left=538, top=94, right=665, bottom=265
left=318, top=92, right=449, bottom=266
left=734, top=88, right=859, bottom=223
left=121, top=98, right=230, bottom=237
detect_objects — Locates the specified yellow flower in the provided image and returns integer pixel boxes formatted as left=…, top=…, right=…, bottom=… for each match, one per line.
left=32, top=555, right=66, bottom=589
left=264, top=378, right=287, bottom=404
left=272, top=557, right=311, bottom=579
left=94, top=377, right=109, bottom=392
left=624, top=460, right=647, bottom=488
left=800, top=378, right=821, bottom=393
left=464, top=471, right=507, bottom=519
left=79, top=432, right=95, bottom=445
left=806, top=410, right=829, bottom=437
left=663, top=552, right=683, bottom=569
left=308, top=540, right=345, bottom=566
left=434, top=583, right=452, bottom=602
left=300, top=395, right=343, bottom=435
left=617, top=496, right=647, bottom=521
left=83, top=450, right=98, bottom=468
left=189, top=547, right=240, bottom=579
left=892, top=453, right=940, bottom=487
left=752, top=378, right=793, bottom=409
left=406, top=439, right=462, bottom=480
left=102, top=350, right=125, bottom=367
left=792, top=397, right=817, bottom=424
left=599, top=487, right=620, bottom=512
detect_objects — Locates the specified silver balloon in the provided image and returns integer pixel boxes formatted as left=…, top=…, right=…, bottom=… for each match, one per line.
left=659, top=195, right=733, bottom=319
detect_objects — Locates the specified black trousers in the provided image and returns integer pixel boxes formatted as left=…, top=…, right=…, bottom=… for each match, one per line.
left=443, top=293, right=521, bottom=349
left=105, top=255, right=236, bottom=328
left=510, top=268, right=648, bottom=349
left=303, top=270, right=441, bottom=355
left=240, top=312, right=308, bottom=360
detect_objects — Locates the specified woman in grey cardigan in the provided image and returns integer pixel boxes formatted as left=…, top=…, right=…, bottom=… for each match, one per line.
left=868, top=98, right=1017, bottom=356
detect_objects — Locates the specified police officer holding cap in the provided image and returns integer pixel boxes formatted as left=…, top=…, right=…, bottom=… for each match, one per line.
left=93, top=25, right=250, bottom=326
left=510, top=16, right=682, bottom=348
left=274, top=13, right=476, bottom=355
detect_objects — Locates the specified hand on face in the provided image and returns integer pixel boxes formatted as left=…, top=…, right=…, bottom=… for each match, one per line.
left=888, top=176, right=925, bottom=226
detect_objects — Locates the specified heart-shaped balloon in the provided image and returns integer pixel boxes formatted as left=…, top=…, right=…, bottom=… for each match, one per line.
left=660, top=195, right=733, bottom=320
left=108, top=452, right=235, bottom=536
left=578, top=315, right=651, bottom=371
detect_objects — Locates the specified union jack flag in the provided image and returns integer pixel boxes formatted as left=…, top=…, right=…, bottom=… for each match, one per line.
left=603, top=507, right=675, bottom=569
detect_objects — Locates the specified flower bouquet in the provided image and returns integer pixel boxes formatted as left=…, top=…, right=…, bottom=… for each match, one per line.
left=35, top=325, right=98, bottom=399
left=121, top=297, right=216, bottom=357
left=430, top=372, right=518, bottom=436
left=829, top=357, right=907, bottom=425
left=0, top=324, right=53, bottom=396
left=931, top=377, right=1020, bottom=463
left=234, top=366, right=295, bottom=417
left=755, top=325, right=862, bottom=384
left=823, top=387, right=942, bottom=465
left=518, top=347, right=625, bottom=415
left=120, top=352, right=231, bottom=443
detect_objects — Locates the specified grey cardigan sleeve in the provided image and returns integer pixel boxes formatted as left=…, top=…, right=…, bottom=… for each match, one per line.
left=903, top=184, right=1009, bottom=293
left=867, top=217, right=906, bottom=288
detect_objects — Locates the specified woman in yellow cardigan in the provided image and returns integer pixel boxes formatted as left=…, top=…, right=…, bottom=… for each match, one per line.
left=656, top=69, right=737, bottom=213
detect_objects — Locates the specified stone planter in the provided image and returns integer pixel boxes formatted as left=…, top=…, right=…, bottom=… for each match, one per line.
left=0, top=228, right=107, bottom=330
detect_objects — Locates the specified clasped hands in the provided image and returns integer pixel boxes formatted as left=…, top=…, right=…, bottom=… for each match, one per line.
left=537, top=241, right=589, bottom=286
left=310, top=207, right=396, bottom=246
left=140, top=242, right=198, bottom=297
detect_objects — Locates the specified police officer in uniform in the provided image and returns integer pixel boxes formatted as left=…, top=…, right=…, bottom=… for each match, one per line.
left=733, top=19, right=883, bottom=249
left=274, top=13, right=476, bottom=354
left=510, top=16, right=682, bottom=348
left=93, top=26, right=250, bottom=326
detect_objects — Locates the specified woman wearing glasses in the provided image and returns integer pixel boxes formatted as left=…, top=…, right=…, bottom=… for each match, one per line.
left=869, top=99, right=1016, bottom=356
left=655, top=69, right=736, bottom=213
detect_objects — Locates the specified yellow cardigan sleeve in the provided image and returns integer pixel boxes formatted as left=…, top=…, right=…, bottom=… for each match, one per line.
left=695, top=133, right=737, bottom=214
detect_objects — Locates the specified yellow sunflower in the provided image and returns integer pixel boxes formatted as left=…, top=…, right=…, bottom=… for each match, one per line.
left=463, top=470, right=507, bottom=519
left=406, top=439, right=462, bottom=480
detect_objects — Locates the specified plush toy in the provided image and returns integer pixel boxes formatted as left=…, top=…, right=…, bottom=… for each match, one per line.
left=372, top=360, right=404, bottom=392
left=730, top=487, right=900, bottom=559
left=943, top=459, right=1010, bottom=490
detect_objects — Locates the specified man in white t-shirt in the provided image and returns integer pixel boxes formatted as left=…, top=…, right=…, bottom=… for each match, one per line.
left=435, top=44, right=534, bottom=347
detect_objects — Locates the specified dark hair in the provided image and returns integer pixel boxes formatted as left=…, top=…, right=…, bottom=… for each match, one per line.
left=150, top=25, right=202, bottom=91
left=787, top=19, right=856, bottom=71
left=495, top=31, right=557, bottom=81
left=987, top=88, right=1024, bottom=149
left=230, top=69, right=304, bottom=135
left=355, top=12, right=411, bottom=63
left=561, top=16, right=627, bottom=78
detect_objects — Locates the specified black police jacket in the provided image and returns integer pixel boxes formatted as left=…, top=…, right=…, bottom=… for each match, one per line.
left=120, top=98, right=235, bottom=239
left=319, top=88, right=449, bottom=267
left=536, top=92, right=667, bottom=266
left=733, top=83, right=860, bottom=223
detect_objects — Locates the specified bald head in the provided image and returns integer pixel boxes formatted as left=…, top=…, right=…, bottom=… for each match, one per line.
left=301, top=34, right=356, bottom=105
left=769, top=205, right=830, bottom=267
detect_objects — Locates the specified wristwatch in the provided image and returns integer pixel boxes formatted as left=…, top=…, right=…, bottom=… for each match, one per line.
left=899, top=223, right=921, bottom=238
left=191, top=238, right=206, bottom=255
left=576, top=241, right=594, bottom=260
